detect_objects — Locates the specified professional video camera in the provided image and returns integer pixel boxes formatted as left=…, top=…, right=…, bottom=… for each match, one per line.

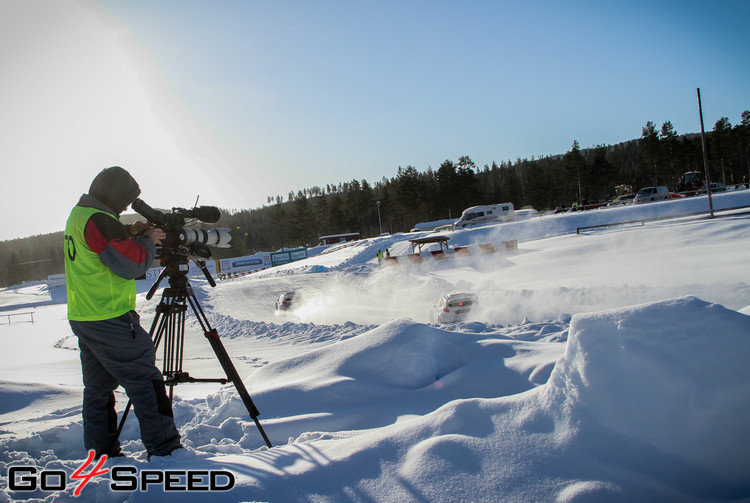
left=131, top=198, right=231, bottom=260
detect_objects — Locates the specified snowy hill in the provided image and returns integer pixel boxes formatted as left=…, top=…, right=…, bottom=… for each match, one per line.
left=1, top=191, right=750, bottom=502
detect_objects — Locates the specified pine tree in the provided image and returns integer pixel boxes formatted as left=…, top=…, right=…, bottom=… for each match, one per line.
left=564, top=141, right=586, bottom=205
left=660, top=121, right=680, bottom=185
left=637, top=121, right=660, bottom=186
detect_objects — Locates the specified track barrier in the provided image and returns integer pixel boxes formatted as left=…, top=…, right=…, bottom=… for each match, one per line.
left=0, top=312, right=35, bottom=326
left=384, top=240, right=518, bottom=266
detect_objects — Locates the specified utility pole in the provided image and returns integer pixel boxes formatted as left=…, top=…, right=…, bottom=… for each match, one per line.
left=376, top=201, right=382, bottom=235
left=697, top=88, right=715, bottom=218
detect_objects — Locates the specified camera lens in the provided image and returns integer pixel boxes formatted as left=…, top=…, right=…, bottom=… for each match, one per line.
left=181, top=228, right=232, bottom=248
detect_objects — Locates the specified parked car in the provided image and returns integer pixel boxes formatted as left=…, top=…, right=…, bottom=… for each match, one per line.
left=701, top=182, right=726, bottom=193
left=430, top=292, right=479, bottom=324
left=275, top=291, right=298, bottom=312
left=634, top=186, right=670, bottom=204
left=607, top=194, right=636, bottom=206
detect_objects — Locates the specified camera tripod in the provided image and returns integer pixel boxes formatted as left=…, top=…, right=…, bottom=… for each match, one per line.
left=115, top=258, right=272, bottom=449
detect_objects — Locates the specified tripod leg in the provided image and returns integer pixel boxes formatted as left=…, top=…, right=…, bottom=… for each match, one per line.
left=204, top=328, right=273, bottom=448
left=114, top=306, right=165, bottom=445
left=184, top=289, right=272, bottom=447
left=117, top=276, right=273, bottom=450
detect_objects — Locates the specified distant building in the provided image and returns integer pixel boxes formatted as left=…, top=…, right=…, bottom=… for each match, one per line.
left=318, top=233, right=360, bottom=246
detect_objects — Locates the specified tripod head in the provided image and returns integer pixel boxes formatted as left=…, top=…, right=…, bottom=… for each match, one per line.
left=146, top=254, right=216, bottom=300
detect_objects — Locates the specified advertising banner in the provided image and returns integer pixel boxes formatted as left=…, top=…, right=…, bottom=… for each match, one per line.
left=232, top=258, right=263, bottom=267
left=270, top=248, right=308, bottom=267
left=219, top=254, right=271, bottom=273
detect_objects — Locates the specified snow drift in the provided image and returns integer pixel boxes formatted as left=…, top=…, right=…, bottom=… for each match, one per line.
left=543, top=296, right=750, bottom=496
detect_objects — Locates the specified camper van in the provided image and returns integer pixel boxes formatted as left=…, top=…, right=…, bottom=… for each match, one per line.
left=453, top=203, right=515, bottom=228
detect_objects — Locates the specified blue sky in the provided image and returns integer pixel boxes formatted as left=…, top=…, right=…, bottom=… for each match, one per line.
left=1, top=0, right=748, bottom=240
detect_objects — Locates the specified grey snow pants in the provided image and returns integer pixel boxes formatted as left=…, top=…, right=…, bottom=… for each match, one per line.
left=70, top=311, right=181, bottom=458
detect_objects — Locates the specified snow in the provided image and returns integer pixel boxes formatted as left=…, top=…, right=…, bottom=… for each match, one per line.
left=1, top=191, right=750, bottom=502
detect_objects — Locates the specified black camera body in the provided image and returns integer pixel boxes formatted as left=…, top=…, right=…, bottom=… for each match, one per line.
left=132, top=198, right=231, bottom=261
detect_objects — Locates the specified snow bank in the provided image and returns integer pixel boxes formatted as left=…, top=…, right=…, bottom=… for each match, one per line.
left=169, top=297, right=750, bottom=501
left=235, top=318, right=551, bottom=440
left=253, top=318, right=466, bottom=390
left=543, top=296, right=750, bottom=489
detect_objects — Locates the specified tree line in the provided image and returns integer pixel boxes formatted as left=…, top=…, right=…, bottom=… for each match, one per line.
left=219, top=109, right=749, bottom=256
left=2, top=109, right=748, bottom=287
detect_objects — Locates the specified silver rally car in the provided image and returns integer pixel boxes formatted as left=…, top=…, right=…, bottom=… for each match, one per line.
left=430, top=292, right=479, bottom=324
left=275, top=291, right=298, bottom=312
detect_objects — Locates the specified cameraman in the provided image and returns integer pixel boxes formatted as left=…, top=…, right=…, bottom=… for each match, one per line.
left=64, top=166, right=182, bottom=459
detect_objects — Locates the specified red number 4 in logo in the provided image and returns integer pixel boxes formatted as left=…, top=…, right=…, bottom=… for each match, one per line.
left=71, top=450, right=110, bottom=497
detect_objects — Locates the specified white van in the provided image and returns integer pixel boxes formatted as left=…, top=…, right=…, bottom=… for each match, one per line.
left=454, top=203, right=515, bottom=228
left=634, top=186, right=669, bottom=204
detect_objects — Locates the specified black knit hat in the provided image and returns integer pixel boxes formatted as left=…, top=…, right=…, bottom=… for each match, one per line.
left=88, top=166, right=141, bottom=214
